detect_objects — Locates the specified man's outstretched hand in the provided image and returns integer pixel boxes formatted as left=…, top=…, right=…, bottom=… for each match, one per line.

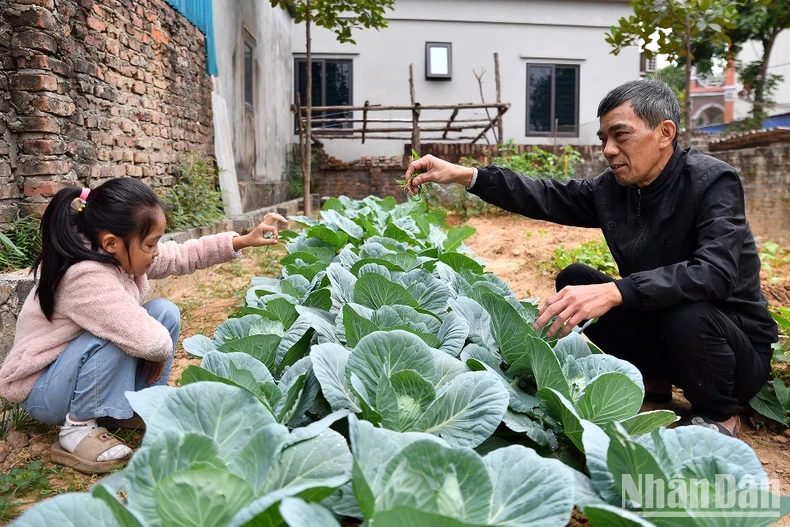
left=534, top=282, right=623, bottom=338
left=405, top=155, right=475, bottom=193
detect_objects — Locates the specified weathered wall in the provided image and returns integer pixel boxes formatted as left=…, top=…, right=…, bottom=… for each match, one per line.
left=314, top=154, right=407, bottom=202
left=0, top=0, right=214, bottom=224
left=712, top=145, right=790, bottom=244
left=212, top=0, right=292, bottom=210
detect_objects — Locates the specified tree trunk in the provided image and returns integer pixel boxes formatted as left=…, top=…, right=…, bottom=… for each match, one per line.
left=303, top=0, right=313, bottom=216
left=754, top=32, right=776, bottom=121
left=684, top=12, right=692, bottom=146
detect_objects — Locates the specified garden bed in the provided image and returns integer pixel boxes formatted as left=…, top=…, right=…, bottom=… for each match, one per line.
left=1, top=208, right=789, bottom=525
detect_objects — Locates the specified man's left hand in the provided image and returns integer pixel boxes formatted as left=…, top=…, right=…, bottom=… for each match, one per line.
left=534, top=282, right=623, bottom=338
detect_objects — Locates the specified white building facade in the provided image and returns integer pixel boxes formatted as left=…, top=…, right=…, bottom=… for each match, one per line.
left=291, top=0, right=641, bottom=161
left=733, top=31, right=790, bottom=121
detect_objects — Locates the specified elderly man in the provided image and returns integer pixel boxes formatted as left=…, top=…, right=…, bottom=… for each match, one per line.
left=405, top=79, right=777, bottom=437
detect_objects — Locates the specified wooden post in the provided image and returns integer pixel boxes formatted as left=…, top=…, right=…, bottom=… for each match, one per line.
left=494, top=52, right=503, bottom=147
left=295, top=92, right=305, bottom=190
left=361, top=100, right=369, bottom=144
left=410, top=63, right=420, bottom=155
left=553, top=118, right=559, bottom=155
left=442, top=108, right=459, bottom=139
left=303, top=0, right=313, bottom=216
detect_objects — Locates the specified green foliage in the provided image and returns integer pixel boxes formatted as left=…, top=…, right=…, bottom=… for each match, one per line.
left=0, top=211, right=41, bottom=273
left=606, top=0, right=740, bottom=138
left=160, top=155, right=225, bottom=232
left=286, top=144, right=320, bottom=200
left=647, top=64, right=687, bottom=123
left=0, top=398, right=34, bottom=440
left=271, top=0, right=396, bottom=45
left=758, top=240, right=788, bottom=284
left=423, top=141, right=583, bottom=219
left=0, top=461, right=51, bottom=496
left=691, top=1, right=790, bottom=127
left=553, top=239, right=619, bottom=278
left=771, top=306, right=790, bottom=364
left=465, top=141, right=582, bottom=180
left=606, top=0, right=739, bottom=62
left=17, top=195, right=790, bottom=526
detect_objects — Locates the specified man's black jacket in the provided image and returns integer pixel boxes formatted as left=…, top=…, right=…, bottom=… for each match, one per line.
left=469, top=146, right=778, bottom=351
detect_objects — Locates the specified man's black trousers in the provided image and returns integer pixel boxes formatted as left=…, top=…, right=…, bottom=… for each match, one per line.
left=556, top=263, right=771, bottom=421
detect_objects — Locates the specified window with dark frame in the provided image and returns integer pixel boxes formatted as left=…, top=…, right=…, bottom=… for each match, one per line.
left=425, top=42, right=452, bottom=80
left=526, top=63, right=579, bottom=137
left=244, top=34, right=254, bottom=112
left=295, top=58, right=353, bottom=130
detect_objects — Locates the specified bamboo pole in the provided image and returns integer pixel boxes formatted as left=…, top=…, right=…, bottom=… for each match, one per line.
left=442, top=108, right=460, bottom=139
left=307, top=117, right=495, bottom=125
left=410, top=63, right=420, bottom=155
left=310, top=124, right=483, bottom=134
left=303, top=102, right=509, bottom=112
left=361, top=100, right=369, bottom=144
left=494, top=52, right=503, bottom=145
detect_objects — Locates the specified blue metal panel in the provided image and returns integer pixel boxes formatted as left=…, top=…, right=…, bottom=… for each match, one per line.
left=164, top=0, right=217, bottom=76
left=696, top=113, right=790, bottom=133
left=765, top=113, right=790, bottom=128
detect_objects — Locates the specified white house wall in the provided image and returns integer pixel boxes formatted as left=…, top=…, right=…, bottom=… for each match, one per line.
left=291, top=0, right=640, bottom=161
left=733, top=31, right=790, bottom=120
left=213, top=0, right=293, bottom=207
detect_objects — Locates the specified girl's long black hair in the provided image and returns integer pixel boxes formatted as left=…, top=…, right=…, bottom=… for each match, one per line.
left=32, top=178, right=165, bottom=320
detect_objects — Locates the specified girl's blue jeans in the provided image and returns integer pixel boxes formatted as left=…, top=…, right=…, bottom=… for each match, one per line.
left=21, top=298, right=179, bottom=425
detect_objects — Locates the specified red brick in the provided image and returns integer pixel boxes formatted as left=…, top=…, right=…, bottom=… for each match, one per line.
left=14, top=0, right=55, bottom=8
left=16, top=55, right=71, bottom=76
left=132, top=81, right=146, bottom=95
left=19, top=202, right=48, bottom=218
left=133, top=151, right=148, bottom=163
left=10, top=72, right=58, bottom=92
left=11, top=30, right=57, bottom=54
left=86, top=16, right=106, bottom=32
left=21, top=139, right=65, bottom=155
left=31, top=95, right=75, bottom=117
left=18, top=159, right=69, bottom=176
left=11, top=8, right=58, bottom=31
left=24, top=179, right=61, bottom=197
left=16, top=116, right=60, bottom=133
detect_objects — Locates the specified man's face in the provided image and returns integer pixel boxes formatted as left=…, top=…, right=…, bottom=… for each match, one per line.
left=597, top=102, right=671, bottom=187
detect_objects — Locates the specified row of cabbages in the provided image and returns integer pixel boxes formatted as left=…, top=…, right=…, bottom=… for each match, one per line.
left=16, top=196, right=790, bottom=527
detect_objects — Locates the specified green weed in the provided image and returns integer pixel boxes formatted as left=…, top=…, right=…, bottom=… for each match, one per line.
left=0, top=211, right=41, bottom=273
left=552, top=239, right=619, bottom=277
left=160, top=154, right=225, bottom=233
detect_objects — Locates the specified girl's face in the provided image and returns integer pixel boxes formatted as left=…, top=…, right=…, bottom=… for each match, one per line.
left=111, top=208, right=167, bottom=277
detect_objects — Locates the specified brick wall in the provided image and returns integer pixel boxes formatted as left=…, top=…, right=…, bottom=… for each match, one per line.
left=412, top=143, right=603, bottom=165
left=712, top=145, right=790, bottom=243
left=0, top=0, right=213, bottom=224
left=314, top=154, right=408, bottom=202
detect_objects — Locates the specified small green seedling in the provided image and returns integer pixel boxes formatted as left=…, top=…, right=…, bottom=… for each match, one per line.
left=395, top=149, right=424, bottom=201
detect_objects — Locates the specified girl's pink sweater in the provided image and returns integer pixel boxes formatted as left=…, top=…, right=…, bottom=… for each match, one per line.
left=0, top=232, right=240, bottom=403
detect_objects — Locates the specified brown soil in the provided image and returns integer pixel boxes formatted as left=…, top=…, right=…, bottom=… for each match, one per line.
left=1, top=215, right=788, bottom=525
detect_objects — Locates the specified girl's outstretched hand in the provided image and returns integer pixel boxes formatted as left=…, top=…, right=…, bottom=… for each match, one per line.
left=233, top=213, right=289, bottom=250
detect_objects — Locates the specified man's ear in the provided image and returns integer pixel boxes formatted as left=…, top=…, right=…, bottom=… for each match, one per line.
left=659, top=120, right=677, bottom=148
left=99, top=232, right=119, bottom=255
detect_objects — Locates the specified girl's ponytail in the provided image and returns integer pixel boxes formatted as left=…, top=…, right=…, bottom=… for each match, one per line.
left=32, top=178, right=165, bottom=320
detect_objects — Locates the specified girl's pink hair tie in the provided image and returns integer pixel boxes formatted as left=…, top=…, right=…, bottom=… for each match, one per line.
left=79, top=187, right=90, bottom=204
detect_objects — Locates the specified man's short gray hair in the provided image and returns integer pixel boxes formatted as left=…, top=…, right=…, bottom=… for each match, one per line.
left=597, top=80, right=681, bottom=146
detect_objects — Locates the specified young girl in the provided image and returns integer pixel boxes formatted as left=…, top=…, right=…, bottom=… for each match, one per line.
left=0, top=177, right=287, bottom=473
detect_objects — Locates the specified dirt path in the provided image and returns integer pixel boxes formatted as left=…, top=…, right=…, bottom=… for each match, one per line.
left=0, top=214, right=788, bottom=524
left=461, top=213, right=602, bottom=301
